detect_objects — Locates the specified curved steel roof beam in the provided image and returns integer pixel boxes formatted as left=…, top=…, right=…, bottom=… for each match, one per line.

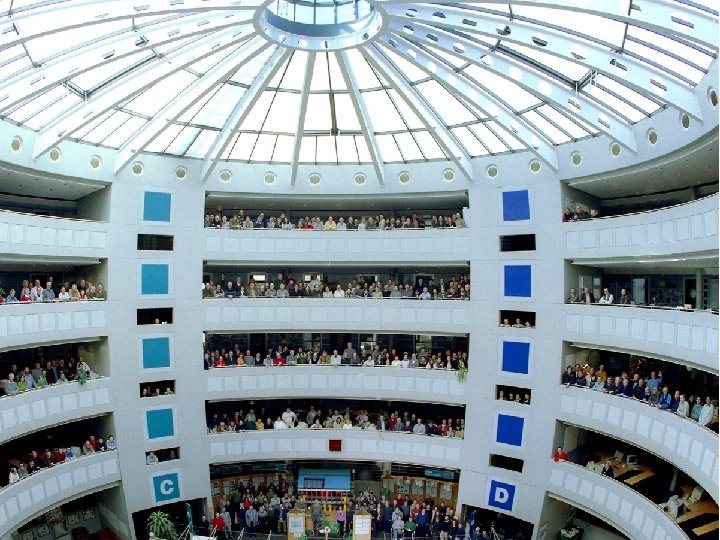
left=114, top=36, right=267, bottom=174
left=1, top=0, right=263, bottom=51
left=289, top=52, right=316, bottom=187
left=361, top=43, right=472, bottom=182
left=0, top=16, right=252, bottom=114
left=376, top=0, right=718, bottom=49
left=383, top=4, right=704, bottom=120
left=200, top=46, right=291, bottom=183
left=32, top=27, right=252, bottom=158
left=378, top=32, right=559, bottom=169
left=337, top=50, right=386, bottom=185
left=394, top=21, right=638, bottom=152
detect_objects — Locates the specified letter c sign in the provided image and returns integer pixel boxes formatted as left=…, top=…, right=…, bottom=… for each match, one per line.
left=152, top=472, right=181, bottom=503
left=488, top=480, right=515, bottom=511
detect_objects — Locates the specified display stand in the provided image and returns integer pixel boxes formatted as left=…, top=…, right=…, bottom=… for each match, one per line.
left=287, top=509, right=307, bottom=540
left=352, top=510, right=372, bottom=540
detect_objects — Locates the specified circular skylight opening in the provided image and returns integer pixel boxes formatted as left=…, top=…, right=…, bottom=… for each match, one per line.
left=610, top=142, right=621, bottom=157
left=257, top=0, right=384, bottom=51
left=264, top=172, right=276, bottom=184
left=529, top=159, right=541, bottom=173
left=175, top=166, right=187, bottom=179
left=90, top=155, right=102, bottom=169
left=442, top=169, right=455, bottom=182
left=570, top=151, right=582, bottom=166
left=132, top=162, right=144, bottom=175
left=398, top=171, right=411, bottom=184
left=309, top=173, right=321, bottom=185
left=647, top=129, right=658, bottom=145
left=486, top=165, right=498, bottom=178
left=49, top=148, right=61, bottom=161
left=709, top=88, right=718, bottom=108
left=354, top=173, right=366, bottom=185
left=680, top=113, right=690, bottom=129
left=219, top=169, right=232, bottom=183
left=10, top=136, right=22, bottom=152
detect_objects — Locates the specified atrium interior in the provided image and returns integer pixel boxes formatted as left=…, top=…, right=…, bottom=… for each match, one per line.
left=0, top=1, right=718, bottom=540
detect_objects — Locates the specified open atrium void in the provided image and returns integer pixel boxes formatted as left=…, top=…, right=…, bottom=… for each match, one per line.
left=0, top=2, right=717, bottom=540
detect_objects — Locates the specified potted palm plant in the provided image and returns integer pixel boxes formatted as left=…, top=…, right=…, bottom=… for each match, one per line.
left=147, top=510, right=178, bottom=540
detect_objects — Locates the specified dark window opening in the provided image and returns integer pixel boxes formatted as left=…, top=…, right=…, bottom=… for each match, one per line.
left=496, top=385, right=531, bottom=405
left=137, top=234, right=174, bottom=251
left=500, top=234, right=536, bottom=252
left=489, top=454, right=524, bottom=473
left=139, top=380, right=175, bottom=398
left=137, top=308, right=173, bottom=325
left=499, top=310, right=536, bottom=328
left=145, top=447, right=180, bottom=465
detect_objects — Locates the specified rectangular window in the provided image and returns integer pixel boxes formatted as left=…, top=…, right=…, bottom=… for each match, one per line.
left=140, top=380, right=175, bottom=397
left=499, top=310, right=536, bottom=328
left=489, top=454, right=524, bottom=473
left=137, top=234, right=174, bottom=251
left=137, top=308, right=173, bottom=325
left=500, top=234, right=536, bottom=252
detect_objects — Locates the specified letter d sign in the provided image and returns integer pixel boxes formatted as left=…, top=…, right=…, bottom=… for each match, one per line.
left=488, top=480, right=515, bottom=511
left=152, top=472, right=181, bottom=503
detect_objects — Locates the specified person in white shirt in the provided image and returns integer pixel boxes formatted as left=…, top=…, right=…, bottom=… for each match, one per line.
left=598, top=287, right=614, bottom=304
left=274, top=416, right=288, bottom=429
left=698, top=397, right=715, bottom=426
left=281, top=407, right=296, bottom=427
left=333, top=285, right=346, bottom=298
left=8, top=467, right=20, bottom=484
left=330, top=350, right=342, bottom=365
left=58, top=286, right=70, bottom=301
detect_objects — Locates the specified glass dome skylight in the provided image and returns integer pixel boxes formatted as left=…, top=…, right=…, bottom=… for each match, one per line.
left=0, top=0, right=717, bottom=183
left=259, top=0, right=383, bottom=50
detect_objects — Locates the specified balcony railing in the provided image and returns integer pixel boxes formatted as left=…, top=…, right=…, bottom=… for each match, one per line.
left=564, top=304, right=718, bottom=373
left=564, top=194, right=718, bottom=258
left=206, top=365, right=466, bottom=404
left=548, top=461, right=689, bottom=540
left=0, top=377, right=112, bottom=445
left=0, top=301, right=107, bottom=352
left=557, top=385, right=718, bottom=502
left=205, top=297, right=471, bottom=333
left=0, top=452, right=120, bottom=535
left=208, top=429, right=462, bottom=468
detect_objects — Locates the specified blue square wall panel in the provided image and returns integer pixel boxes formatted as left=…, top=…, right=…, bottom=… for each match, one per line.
left=496, top=414, right=524, bottom=446
left=502, top=190, right=530, bottom=221
left=142, top=337, right=170, bottom=369
left=141, top=264, right=169, bottom=295
left=143, top=191, right=171, bottom=222
left=146, top=408, right=174, bottom=439
left=501, top=341, right=530, bottom=375
left=504, top=265, right=532, bottom=297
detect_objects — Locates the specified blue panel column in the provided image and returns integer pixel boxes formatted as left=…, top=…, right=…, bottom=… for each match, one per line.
left=141, top=264, right=169, bottom=295
left=501, top=341, right=530, bottom=375
left=504, top=265, right=532, bottom=298
left=143, top=191, right=172, bottom=222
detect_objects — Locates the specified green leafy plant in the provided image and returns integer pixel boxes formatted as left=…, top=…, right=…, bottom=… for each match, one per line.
left=147, top=510, right=178, bottom=540
left=456, top=363, right=468, bottom=383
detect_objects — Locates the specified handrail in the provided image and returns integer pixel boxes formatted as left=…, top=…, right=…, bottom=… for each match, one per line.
left=0, top=208, right=107, bottom=224
left=566, top=301, right=718, bottom=315
left=564, top=193, right=717, bottom=222
left=0, top=452, right=120, bottom=534
left=548, top=461, right=691, bottom=540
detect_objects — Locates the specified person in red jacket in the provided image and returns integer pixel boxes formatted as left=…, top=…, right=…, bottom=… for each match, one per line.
left=553, top=447, right=568, bottom=462
left=212, top=513, right=227, bottom=540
